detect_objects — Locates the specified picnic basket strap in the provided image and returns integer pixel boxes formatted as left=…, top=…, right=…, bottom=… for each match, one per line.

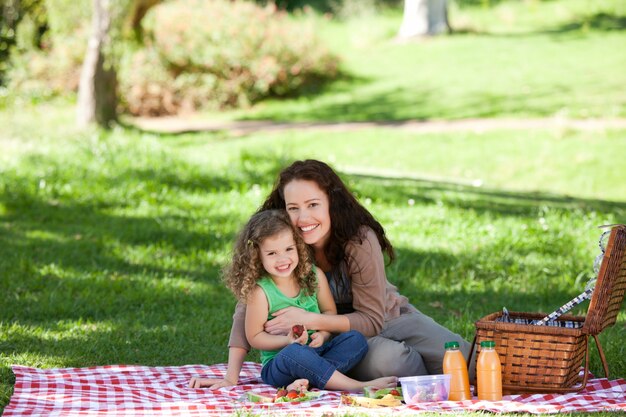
left=467, top=334, right=477, bottom=372
left=592, top=333, right=610, bottom=379
left=584, top=224, right=626, bottom=335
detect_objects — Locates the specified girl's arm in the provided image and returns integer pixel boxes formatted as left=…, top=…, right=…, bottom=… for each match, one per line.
left=245, top=286, right=294, bottom=351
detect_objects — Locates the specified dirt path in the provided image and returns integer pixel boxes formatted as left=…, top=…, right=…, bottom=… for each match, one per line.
left=130, top=116, right=626, bottom=135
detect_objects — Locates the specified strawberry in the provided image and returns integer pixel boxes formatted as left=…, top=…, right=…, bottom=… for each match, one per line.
left=390, top=389, right=400, bottom=396
left=275, top=388, right=287, bottom=398
left=286, top=390, right=299, bottom=399
left=292, top=324, right=305, bottom=338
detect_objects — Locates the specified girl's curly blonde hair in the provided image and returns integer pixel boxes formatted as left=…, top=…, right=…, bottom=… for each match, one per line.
left=223, top=210, right=316, bottom=303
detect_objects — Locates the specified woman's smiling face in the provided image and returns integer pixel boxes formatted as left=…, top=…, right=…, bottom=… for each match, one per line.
left=283, top=179, right=331, bottom=250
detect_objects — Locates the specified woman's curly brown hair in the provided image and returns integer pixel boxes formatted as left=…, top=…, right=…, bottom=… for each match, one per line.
left=223, top=210, right=317, bottom=303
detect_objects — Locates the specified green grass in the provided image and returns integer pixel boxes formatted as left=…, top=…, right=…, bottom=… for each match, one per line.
left=1, top=98, right=625, bottom=414
left=204, top=0, right=626, bottom=122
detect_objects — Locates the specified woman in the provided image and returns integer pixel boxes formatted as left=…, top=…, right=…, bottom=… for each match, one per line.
left=189, top=159, right=472, bottom=389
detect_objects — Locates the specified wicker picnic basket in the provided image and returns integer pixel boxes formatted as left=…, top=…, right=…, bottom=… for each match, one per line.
left=471, top=224, right=626, bottom=394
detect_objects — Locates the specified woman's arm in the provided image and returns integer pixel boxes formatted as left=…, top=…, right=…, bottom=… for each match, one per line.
left=245, top=286, right=293, bottom=350
left=189, top=302, right=250, bottom=389
left=229, top=301, right=252, bottom=350
left=339, top=228, right=387, bottom=336
left=265, top=307, right=351, bottom=334
left=188, top=346, right=247, bottom=389
left=265, top=268, right=350, bottom=335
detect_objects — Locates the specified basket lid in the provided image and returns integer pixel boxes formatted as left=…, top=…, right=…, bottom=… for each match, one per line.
left=583, top=225, right=626, bottom=335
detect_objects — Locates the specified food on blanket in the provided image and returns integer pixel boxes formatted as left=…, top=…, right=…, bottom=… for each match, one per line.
left=399, top=375, right=450, bottom=403
left=245, top=392, right=274, bottom=403
left=239, top=387, right=323, bottom=403
left=409, top=381, right=449, bottom=402
left=273, top=389, right=322, bottom=403
left=292, top=324, right=305, bottom=338
left=363, top=386, right=403, bottom=400
left=341, top=393, right=402, bottom=408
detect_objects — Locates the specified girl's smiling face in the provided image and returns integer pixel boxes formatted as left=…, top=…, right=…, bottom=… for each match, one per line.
left=283, top=179, right=331, bottom=250
left=259, top=228, right=299, bottom=280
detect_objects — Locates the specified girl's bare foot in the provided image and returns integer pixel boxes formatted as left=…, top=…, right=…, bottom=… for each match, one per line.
left=287, top=378, right=309, bottom=391
left=366, top=376, right=398, bottom=389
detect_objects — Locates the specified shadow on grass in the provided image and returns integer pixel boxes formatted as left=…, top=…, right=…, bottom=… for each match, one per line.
left=451, top=11, right=626, bottom=37
left=547, top=12, right=626, bottom=33
left=347, top=171, right=626, bottom=217
left=241, top=86, right=436, bottom=122
left=236, top=75, right=577, bottom=122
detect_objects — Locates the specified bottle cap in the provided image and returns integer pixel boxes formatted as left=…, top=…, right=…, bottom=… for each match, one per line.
left=444, top=341, right=460, bottom=349
left=480, top=340, right=496, bottom=348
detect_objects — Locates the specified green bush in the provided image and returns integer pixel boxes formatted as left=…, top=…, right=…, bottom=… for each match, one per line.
left=5, top=0, right=90, bottom=100
left=118, top=0, right=339, bottom=115
left=0, top=0, right=48, bottom=86
left=7, top=30, right=87, bottom=101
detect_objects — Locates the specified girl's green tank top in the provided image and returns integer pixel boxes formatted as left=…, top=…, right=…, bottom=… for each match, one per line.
left=257, top=274, right=319, bottom=365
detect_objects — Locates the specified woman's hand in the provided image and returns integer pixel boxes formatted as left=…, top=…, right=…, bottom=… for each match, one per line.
left=264, top=306, right=310, bottom=335
left=188, top=377, right=236, bottom=389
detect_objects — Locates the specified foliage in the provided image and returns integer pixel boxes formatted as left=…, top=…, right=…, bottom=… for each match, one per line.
left=117, top=0, right=338, bottom=115
left=4, top=0, right=130, bottom=103
left=7, top=27, right=88, bottom=101
left=0, top=0, right=47, bottom=85
left=0, top=0, right=97, bottom=90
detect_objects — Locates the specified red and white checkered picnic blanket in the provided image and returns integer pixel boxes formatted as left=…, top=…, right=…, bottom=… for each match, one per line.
left=4, top=362, right=625, bottom=416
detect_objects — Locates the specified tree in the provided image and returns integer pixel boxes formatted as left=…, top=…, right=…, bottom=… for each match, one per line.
left=76, top=0, right=117, bottom=128
left=397, top=0, right=449, bottom=39
left=126, top=0, right=161, bottom=41
left=76, top=0, right=162, bottom=128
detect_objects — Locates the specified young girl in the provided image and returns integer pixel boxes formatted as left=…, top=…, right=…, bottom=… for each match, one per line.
left=193, top=209, right=397, bottom=391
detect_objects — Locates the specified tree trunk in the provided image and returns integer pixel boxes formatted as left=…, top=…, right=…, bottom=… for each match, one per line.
left=398, top=0, right=449, bottom=39
left=77, top=0, right=117, bottom=128
left=126, top=0, right=162, bottom=41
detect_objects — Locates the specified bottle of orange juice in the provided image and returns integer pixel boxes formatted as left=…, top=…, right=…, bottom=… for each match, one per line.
left=443, top=341, right=471, bottom=401
left=477, top=340, right=502, bottom=401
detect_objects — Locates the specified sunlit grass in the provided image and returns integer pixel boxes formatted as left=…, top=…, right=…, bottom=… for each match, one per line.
left=203, top=0, right=626, bottom=122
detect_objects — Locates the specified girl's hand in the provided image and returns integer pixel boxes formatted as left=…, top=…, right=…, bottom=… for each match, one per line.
left=289, top=325, right=309, bottom=345
left=308, top=331, right=330, bottom=348
left=265, top=306, right=309, bottom=335
left=188, top=377, right=237, bottom=389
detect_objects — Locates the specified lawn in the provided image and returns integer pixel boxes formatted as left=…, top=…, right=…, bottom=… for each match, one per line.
left=1, top=99, right=625, bottom=414
left=1, top=0, right=626, bottom=415
left=214, top=0, right=626, bottom=122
